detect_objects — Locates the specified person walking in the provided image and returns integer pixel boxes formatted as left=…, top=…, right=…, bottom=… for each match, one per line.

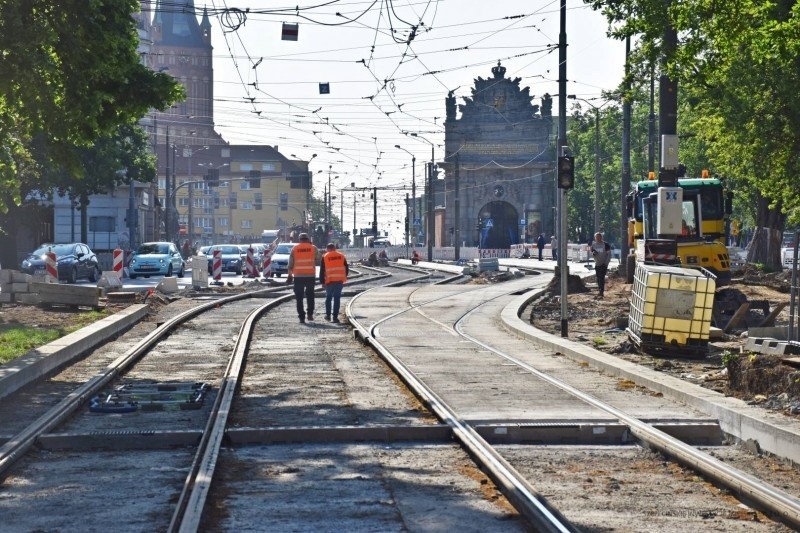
left=320, top=243, right=349, bottom=323
left=550, top=235, right=558, bottom=261
left=590, top=232, right=612, bottom=299
left=536, top=233, right=546, bottom=261
left=287, top=233, right=318, bottom=323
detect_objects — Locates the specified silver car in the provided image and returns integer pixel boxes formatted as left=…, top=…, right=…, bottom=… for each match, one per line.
left=268, top=242, right=297, bottom=277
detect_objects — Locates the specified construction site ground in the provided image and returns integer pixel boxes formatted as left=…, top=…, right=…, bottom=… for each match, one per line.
left=527, top=265, right=800, bottom=419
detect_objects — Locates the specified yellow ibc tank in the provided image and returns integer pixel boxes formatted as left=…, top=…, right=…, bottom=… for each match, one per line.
left=627, top=264, right=716, bottom=355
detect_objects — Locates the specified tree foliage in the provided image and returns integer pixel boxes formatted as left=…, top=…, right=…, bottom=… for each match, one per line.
left=0, top=0, right=182, bottom=211
left=587, top=0, right=800, bottom=268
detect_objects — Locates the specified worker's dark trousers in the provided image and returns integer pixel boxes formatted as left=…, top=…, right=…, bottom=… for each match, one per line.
left=595, top=265, right=608, bottom=295
left=293, top=277, right=316, bottom=319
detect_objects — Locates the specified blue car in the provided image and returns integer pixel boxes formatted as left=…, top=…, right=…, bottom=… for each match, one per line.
left=129, top=242, right=185, bottom=279
left=20, top=243, right=101, bottom=283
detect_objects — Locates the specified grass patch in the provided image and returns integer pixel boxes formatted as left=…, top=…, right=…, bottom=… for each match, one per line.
left=0, top=309, right=111, bottom=365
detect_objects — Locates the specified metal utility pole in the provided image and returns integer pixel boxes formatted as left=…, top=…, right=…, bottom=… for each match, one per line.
left=395, top=145, right=416, bottom=245
left=558, top=0, right=569, bottom=337
left=454, top=153, right=461, bottom=260
left=427, top=161, right=434, bottom=261
left=621, top=34, right=632, bottom=280
left=658, top=0, right=679, bottom=188
left=372, top=187, right=378, bottom=237
left=593, top=109, right=601, bottom=232
left=165, top=124, right=171, bottom=242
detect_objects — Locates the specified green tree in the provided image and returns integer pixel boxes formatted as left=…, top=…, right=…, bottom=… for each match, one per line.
left=0, top=0, right=182, bottom=211
left=587, top=0, right=800, bottom=269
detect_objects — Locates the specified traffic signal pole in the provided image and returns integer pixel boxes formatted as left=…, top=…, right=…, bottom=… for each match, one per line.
left=558, top=0, right=569, bottom=337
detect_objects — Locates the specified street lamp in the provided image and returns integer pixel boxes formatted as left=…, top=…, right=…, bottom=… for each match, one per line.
left=185, top=145, right=209, bottom=243
left=395, top=144, right=416, bottom=248
left=408, top=132, right=436, bottom=261
left=568, top=95, right=612, bottom=234
left=197, top=162, right=229, bottom=241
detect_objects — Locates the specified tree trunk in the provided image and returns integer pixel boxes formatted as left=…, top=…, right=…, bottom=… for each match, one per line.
left=745, top=192, right=785, bottom=271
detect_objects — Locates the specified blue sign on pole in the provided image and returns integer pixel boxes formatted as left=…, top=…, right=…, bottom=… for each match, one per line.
left=413, top=218, right=421, bottom=227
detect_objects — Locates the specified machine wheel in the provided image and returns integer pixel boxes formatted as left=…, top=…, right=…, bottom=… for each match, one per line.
left=626, top=255, right=636, bottom=284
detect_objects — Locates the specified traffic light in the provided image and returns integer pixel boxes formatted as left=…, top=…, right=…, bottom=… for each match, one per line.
left=476, top=217, right=483, bottom=231
left=448, top=227, right=454, bottom=235
left=279, top=192, right=288, bottom=211
left=206, top=168, right=219, bottom=187
left=404, top=217, right=409, bottom=232
left=557, top=156, right=574, bottom=189
left=248, top=170, right=261, bottom=188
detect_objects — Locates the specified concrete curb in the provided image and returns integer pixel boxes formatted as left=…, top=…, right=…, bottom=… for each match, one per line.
left=501, top=289, right=800, bottom=463
left=0, top=304, right=150, bottom=400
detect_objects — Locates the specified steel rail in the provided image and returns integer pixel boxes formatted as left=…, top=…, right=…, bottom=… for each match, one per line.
left=346, top=281, right=575, bottom=533
left=455, top=300, right=800, bottom=529
left=169, top=293, right=293, bottom=532
left=0, top=286, right=288, bottom=481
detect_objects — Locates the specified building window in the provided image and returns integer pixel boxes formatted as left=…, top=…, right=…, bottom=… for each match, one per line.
left=179, top=197, right=189, bottom=207
left=89, top=216, right=116, bottom=233
left=218, top=217, right=228, bottom=228
left=241, top=201, right=253, bottom=210
left=241, top=220, right=253, bottom=229
left=240, top=163, right=254, bottom=172
left=262, top=163, right=276, bottom=171
left=158, top=178, right=166, bottom=190
left=240, top=181, right=250, bottom=191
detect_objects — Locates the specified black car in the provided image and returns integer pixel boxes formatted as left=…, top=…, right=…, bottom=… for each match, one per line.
left=206, top=245, right=243, bottom=275
left=20, top=243, right=101, bottom=283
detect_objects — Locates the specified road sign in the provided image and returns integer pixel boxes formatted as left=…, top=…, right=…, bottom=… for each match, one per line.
left=413, top=218, right=421, bottom=227
left=484, top=218, right=494, bottom=229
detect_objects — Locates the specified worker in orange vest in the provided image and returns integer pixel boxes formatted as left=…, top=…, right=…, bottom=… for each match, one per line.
left=287, top=233, right=319, bottom=323
left=319, top=243, right=349, bottom=323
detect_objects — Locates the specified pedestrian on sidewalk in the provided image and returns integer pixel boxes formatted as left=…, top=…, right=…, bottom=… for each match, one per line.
left=590, top=232, right=612, bottom=299
left=320, top=243, right=349, bottom=323
left=287, top=233, right=318, bottom=323
left=536, top=233, right=545, bottom=261
left=550, top=235, right=558, bottom=261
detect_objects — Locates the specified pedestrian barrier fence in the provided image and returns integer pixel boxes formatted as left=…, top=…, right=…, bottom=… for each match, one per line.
left=45, top=250, right=58, bottom=282
left=212, top=250, right=222, bottom=281
left=568, top=243, right=591, bottom=262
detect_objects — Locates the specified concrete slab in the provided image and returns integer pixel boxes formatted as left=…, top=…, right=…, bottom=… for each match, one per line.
left=0, top=304, right=150, bottom=399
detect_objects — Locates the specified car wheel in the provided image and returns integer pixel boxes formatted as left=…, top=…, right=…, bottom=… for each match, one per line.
left=166, top=264, right=173, bottom=277
left=68, top=267, right=78, bottom=284
left=129, top=274, right=137, bottom=280
left=88, top=265, right=100, bottom=283
left=178, top=263, right=185, bottom=277
left=236, top=268, right=242, bottom=275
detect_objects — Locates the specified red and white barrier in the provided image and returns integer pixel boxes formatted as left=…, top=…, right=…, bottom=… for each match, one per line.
left=112, top=248, right=124, bottom=277
left=262, top=250, right=272, bottom=278
left=212, top=249, right=222, bottom=281
left=45, top=250, right=58, bottom=282
left=245, top=246, right=256, bottom=277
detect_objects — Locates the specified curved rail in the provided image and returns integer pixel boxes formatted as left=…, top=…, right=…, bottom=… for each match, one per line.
left=346, top=279, right=574, bottom=533
left=350, top=275, right=800, bottom=529
left=169, top=293, right=294, bottom=532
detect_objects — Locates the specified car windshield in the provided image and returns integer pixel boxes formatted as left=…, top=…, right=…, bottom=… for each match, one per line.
left=137, top=243, right=170, bottom=255
left=32, top=244, right=76, bottom=256
left=213, top=246, right=240, bottom=255
left=274, top=244, right=295, bottom=254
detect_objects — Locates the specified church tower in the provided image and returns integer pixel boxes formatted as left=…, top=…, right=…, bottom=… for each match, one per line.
left=148, top=1, right=224, bottom=147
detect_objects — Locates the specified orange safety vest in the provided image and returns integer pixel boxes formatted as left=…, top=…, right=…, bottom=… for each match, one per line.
left=290, top=243, right=317, bottom=276
left=322, top=251, right=347, bottom=284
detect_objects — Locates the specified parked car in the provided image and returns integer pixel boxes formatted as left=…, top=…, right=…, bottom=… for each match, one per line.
left=268, top=242, right=297, bottom=277
left=128, top=242, right=185, bottom=279
left=20, top=243, right=101, bottom=283
left=206, top=245, right=244, bottom=275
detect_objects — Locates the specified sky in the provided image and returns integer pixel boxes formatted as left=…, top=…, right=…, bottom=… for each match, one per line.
left=198, top=0, right=626, bottom=241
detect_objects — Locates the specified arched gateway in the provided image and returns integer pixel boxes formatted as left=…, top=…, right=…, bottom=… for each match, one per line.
left=438, top=62, right=555, bottom=250
left=478, top=201, right=519, bottom=249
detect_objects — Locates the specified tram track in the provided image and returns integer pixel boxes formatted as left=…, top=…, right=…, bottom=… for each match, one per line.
left=4, top=262, right=797, bottom=530
left=347, top=275, right=800, bottom=531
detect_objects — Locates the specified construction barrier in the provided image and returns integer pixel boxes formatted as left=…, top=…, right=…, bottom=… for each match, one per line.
left=262, top=250, right=272, bottom=277
left=45, top=250, right=58, bottom=282
left=212, top=249, right=222, bottom=281
left=245, top=246, right=256, bottom=277
left=112, top=248, right=124, bottom=277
